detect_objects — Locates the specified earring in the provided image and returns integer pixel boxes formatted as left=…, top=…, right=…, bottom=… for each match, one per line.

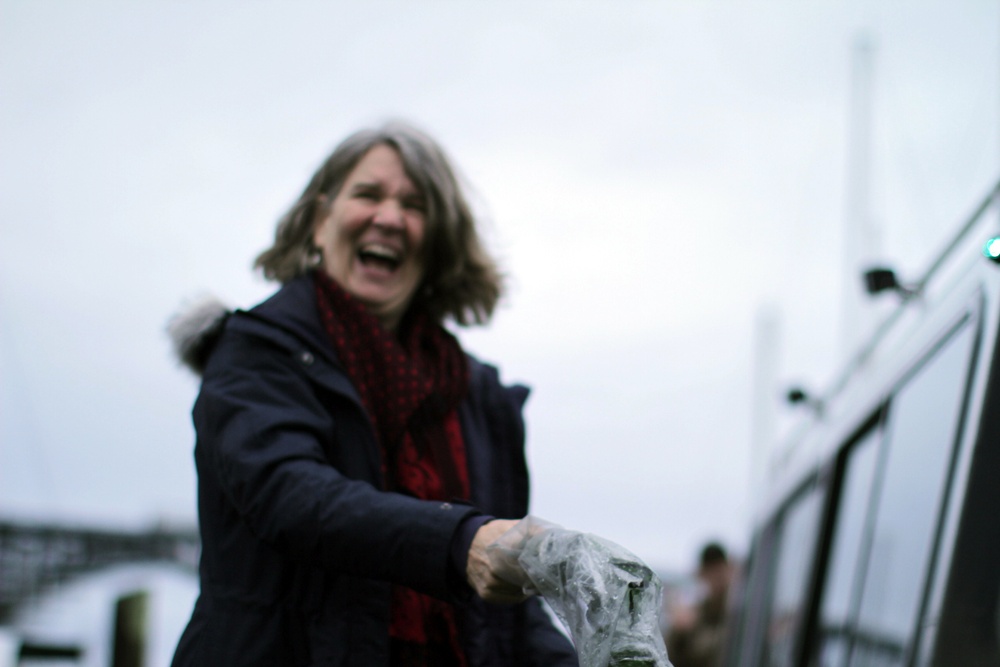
left=308, top=246, right=323, bottom=267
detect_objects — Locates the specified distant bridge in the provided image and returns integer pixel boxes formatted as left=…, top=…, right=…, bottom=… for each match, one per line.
left=0, top=519, right=199, bottom=620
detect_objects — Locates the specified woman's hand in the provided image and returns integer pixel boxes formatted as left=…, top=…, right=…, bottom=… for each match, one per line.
left=466, top=519, right=531, bottom=604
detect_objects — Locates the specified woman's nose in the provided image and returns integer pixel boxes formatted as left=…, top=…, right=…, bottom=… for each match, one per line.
left=372, top=200, right=404, bottom=229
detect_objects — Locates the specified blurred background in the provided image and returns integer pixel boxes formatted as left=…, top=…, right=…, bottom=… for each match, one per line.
left=1, top=0, right=998, bottom=660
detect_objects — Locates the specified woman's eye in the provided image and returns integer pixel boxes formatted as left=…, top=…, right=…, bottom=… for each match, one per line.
left=404, top=198, right=427, bottom=213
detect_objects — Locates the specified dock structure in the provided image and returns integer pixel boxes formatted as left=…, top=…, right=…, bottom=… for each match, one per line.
left=0, top=520, right=198, bottom=621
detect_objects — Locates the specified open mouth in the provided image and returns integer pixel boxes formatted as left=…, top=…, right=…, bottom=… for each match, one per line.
left=357, top=243, right=402, bottom=272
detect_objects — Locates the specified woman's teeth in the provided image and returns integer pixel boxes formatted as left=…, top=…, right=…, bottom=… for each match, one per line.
left=358, top=244, right=401, bottom=270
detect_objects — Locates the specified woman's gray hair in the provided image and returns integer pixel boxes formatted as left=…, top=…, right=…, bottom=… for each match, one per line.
left=254, top=121, right=503, bottom=326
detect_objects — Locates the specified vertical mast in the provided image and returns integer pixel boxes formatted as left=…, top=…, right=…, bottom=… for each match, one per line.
left=841, top=34, right=880, bottom=357
left=750, top=305, right=780, bottom=515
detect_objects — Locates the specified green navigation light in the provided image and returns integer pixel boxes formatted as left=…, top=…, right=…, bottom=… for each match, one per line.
left=984, top=237, right=1000, bottom=260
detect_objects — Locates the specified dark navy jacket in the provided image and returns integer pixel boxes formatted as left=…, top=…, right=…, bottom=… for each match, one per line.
left=171, top=275, right=578, bottom=666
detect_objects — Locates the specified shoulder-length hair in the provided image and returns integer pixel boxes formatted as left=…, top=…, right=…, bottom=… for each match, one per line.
left=254, top=121, right=503, bottom=326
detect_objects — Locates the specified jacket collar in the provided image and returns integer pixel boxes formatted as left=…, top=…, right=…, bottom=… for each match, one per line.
left=237, top=272, right=340, bottom=367
left=237, top=273, right=496, bottom=398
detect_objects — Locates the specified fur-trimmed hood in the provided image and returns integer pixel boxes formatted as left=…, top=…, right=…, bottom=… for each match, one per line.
left=166, top=296, right=232, bottom=376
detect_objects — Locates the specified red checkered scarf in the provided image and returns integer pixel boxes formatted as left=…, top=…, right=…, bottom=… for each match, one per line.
left=313, top=271, right=471, bottom=666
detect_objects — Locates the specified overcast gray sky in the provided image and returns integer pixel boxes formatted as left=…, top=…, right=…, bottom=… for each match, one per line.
left=1, top=1, right=997, bottom=572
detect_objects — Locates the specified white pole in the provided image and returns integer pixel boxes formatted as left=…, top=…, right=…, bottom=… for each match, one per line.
left=841, top=33, right=880, bottom=358
left=750, top=304, right=781, bottom=517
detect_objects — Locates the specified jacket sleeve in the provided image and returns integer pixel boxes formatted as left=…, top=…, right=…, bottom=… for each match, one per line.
left=194, top=328, right=477, bottom=599
left=463, top=359, right=580, bottom=665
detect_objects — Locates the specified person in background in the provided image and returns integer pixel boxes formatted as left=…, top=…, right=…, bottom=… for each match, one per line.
left=666, top=542, right=733, bottom=667
left=168, top=121, right=578, bottom=666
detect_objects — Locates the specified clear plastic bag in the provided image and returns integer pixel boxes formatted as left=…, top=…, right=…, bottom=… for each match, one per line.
left=487, top=516, right=672, bottom=667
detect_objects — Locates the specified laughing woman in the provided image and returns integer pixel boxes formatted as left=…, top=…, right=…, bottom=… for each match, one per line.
left=168, top=123, right=578, bottom=667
